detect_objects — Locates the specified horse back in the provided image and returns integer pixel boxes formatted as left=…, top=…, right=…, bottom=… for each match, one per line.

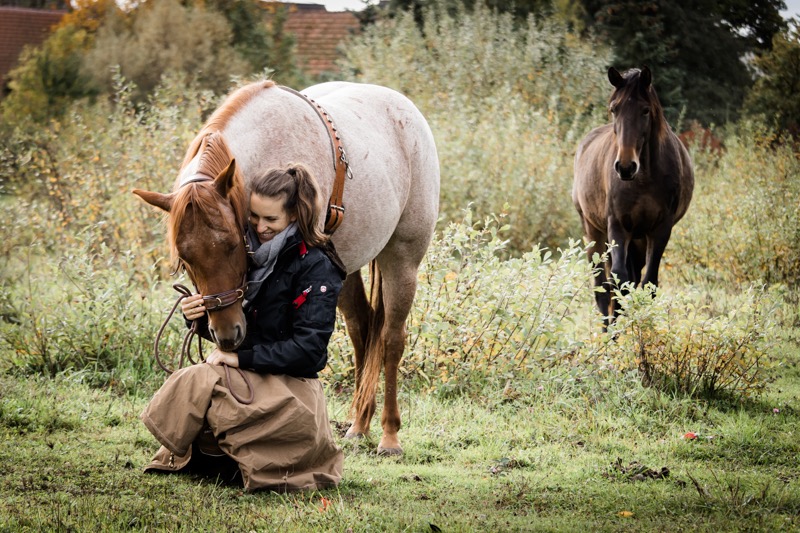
left=222, top=82, right=440, bottom=273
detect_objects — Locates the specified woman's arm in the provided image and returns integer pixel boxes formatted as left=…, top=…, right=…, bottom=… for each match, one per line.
left=237, top=255, right=343, bottom=376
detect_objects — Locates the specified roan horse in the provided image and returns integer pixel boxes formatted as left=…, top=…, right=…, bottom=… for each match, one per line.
left=572, top=67, right=694, bottom=326
left=133, top=80, right=440, bottom=455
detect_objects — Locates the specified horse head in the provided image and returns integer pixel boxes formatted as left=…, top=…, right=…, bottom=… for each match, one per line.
left=608, top=66, right=664, bottom=181
left=133, top=132, right=249, bottom=351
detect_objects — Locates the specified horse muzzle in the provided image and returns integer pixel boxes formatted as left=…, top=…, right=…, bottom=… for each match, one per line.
left=207, top=307, right=246, bottom=351
left=614, top=159, right=639, bottom=181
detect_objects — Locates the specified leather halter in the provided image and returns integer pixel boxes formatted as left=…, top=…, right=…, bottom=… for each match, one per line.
left=174, top=174, right=249, bottom=308
left=152, top=174, right=254, bottom=405
left=278, top=85, right=351, bottom=234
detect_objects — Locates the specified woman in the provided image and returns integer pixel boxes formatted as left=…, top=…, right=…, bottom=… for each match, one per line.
left=141, top=164, right=345, bottom=492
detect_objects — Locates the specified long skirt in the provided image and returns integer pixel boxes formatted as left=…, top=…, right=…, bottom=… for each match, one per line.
left=140, top=363, right=343, bottom=492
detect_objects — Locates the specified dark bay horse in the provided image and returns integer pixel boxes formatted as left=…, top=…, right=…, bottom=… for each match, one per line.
left=572, top=67, right=694, bottom=325
left=134, top=80, right=440, bottom=455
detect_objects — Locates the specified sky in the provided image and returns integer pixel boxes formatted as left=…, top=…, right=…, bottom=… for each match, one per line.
left=782, top=0, right=800, bottom=19
left=290, top=0, right=373, bottom=11
left=301, top=0, right=800, bottom=17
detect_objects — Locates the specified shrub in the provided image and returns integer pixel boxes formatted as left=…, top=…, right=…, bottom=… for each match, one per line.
left=0, top=232, right=178, bottom=390
left=670, top=120, right=800, bottom=286
left=605, top=284, right=778, bottom=398
left=325, top=209, right=599, bottom=397
left=0, top=72, right=216, bottom=274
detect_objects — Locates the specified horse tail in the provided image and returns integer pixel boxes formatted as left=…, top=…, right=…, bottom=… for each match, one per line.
left=351, top=259, right=385, bottom=420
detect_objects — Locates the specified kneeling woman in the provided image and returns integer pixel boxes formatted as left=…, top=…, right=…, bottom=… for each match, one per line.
left=141, top=165, right=345, bottom=492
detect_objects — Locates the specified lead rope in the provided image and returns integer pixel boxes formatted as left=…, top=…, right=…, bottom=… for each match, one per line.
left=154, top=283, right=254, bottom=405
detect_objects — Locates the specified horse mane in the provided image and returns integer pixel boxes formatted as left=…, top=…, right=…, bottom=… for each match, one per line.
left=611, top=68, right=669, bottom=144
left=179, top=80, right=275, bottom=171
left=168, top=131, right=249, bottom=267
left=166, top=81, right=276, bottom=266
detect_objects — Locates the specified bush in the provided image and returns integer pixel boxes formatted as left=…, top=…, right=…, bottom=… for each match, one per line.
left=0, top=233, right=177, bottom=390
left=605, top=284, right=778, bottom=398
left=670, top=120, right=800, bottom=286
left=325, top=209, right=599, bottom=397
left=0, top=72, right=217, bottom=273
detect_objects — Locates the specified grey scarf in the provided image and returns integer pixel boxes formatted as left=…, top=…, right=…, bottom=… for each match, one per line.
left=244, top=221, right=298, bottom=307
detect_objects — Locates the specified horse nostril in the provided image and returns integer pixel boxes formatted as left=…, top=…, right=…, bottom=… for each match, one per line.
left=614, top=160, right=621, bottom=174
left=630, top=161, right=638, bottom=176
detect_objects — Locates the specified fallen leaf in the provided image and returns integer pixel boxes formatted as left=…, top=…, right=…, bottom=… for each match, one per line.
left=618, top=510, right=634, bottom=518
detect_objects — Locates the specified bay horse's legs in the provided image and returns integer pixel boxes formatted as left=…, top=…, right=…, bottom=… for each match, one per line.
left=337, top=272, right=374, bottom=438
left=608, top=219, right=633, bottom=319
left=627, top=239, right=647, bottom=287
left=641, top=225, right=673, bottom=288
left=582, top=221, right=612, bottom=320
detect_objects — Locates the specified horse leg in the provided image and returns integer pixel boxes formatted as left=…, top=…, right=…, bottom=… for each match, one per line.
left=371, top=247, right=422, bottom=456
left=641, top=226, right=673, bottom=289
left=582, top=222, right=612, bottom=321
left=607, top=219, right=632, bottom=320
left=337, top=272, right=374, bottom=439
left=627, top=239, right=646, bottom=287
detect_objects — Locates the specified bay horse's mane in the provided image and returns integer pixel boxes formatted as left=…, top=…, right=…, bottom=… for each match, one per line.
left=610, top=68, right=669, bottom=144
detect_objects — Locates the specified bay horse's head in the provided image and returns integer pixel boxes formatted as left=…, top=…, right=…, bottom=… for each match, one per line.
left=607, top=66, right=667, bottom=181
left=133, top=132, right=249, bottom=351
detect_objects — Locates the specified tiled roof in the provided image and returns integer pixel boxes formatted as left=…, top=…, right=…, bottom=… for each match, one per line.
left=0, top=7, right=66, bottom=92
left=261, top=2, right=360, bottom=76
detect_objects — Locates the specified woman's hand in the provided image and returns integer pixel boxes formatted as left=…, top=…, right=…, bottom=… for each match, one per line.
left=206, top=347, right=239, bottom=367
left=181, top=294, right=206, bottom=320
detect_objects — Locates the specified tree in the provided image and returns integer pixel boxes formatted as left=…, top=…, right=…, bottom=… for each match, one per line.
left=744, top=18, right=800, bottom=137
left=388, top=0, right=554, bottom=27
left=580, top=0, right=787, bottom=126
left=83, top=0, right=249, bottom=99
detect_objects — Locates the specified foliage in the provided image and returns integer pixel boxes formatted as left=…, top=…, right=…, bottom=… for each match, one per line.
left=0, top=236, right=170, bottom=387
left=333, top=209, right=597, bottom=396
left=388, top=0, right=555, bottom=25
left=340, top=2, right=610, bottom=251
left=670, top=120, right=800, bottom=286
left=580, top=0, right=786, bottom=126
left=607, top=284, right=778, bottom=398
left=82, top=0, right=250, bottom=99
left=743, top=18, right=800, bottom=138
left=0, top=24, right=96, bottom=124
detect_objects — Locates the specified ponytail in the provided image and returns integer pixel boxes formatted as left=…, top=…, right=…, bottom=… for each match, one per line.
left=250, top=164, right=328, bottom=247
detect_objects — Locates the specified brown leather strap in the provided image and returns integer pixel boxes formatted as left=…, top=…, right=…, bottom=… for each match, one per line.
left=278, top=85, right=349, bottom=234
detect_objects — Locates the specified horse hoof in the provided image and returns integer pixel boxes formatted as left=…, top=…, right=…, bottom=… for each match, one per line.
left=344, top=427, right=367, bottom=440
left=377, top=446, right=403, bottom=457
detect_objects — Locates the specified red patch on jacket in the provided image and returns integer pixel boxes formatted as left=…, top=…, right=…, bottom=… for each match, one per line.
left=293, top=285, right=313, bottom=309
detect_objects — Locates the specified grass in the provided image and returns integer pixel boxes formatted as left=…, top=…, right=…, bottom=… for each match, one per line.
left=1, top=359, right=798, bottom=532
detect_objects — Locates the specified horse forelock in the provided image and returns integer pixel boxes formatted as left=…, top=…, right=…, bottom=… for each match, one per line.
left=168, top=132, right=248, bottom=269
left=609, top=69, right=669, bottom=144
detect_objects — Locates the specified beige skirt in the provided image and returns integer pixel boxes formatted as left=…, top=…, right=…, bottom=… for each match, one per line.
left=141, top=363, right=343, bottom=492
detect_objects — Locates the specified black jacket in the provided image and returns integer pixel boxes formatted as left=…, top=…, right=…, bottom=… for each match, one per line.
left=193, top=234, right=344, bottom=378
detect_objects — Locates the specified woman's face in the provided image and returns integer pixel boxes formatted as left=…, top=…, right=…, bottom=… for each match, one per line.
left=249, top=193, right=296, bottom=244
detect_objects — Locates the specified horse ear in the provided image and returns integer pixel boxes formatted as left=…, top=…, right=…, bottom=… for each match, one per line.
left=133, top=189, right=173, bottom=213
left=640, top=66, right=652, bottom=89
left=215, top=158, right=237, bottom=198
left=608, top=67, right=624, bottom=89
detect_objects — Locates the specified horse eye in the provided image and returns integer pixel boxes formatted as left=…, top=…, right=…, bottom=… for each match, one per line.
left=642, top=108, right=650, bottom=115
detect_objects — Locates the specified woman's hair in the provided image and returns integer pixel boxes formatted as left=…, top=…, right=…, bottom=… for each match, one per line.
left=250, top=164, right=328, bottom=247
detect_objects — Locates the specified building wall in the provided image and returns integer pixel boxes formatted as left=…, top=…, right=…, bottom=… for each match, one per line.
left=0, top=6, right=66, bottom=93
